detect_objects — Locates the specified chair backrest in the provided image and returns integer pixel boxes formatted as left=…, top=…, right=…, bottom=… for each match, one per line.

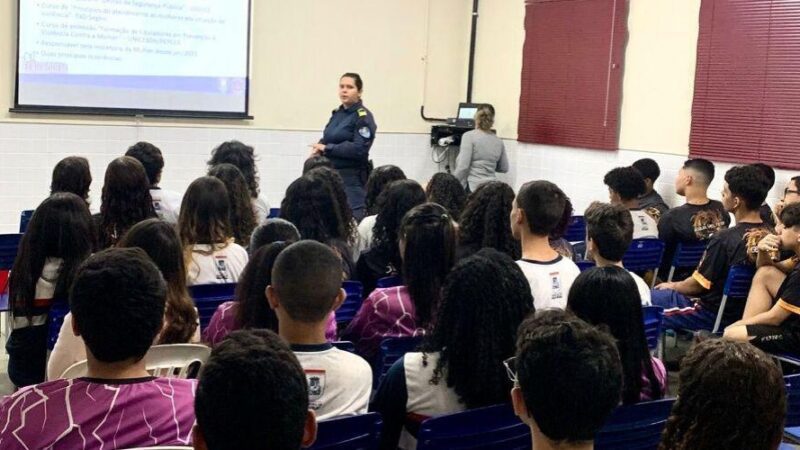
left=268, top=207, right=281, bottom=219
left=46, top=299, right=70, bottom=350
left=59, top=344, right=212, bottom=379
left=722, top=264, right=756, bottom=298
left=376, top=276, right=403, bottom=289
left=19, top=209, right=34, bottom=234
left=622, top=239, right=665, bottom=274
left=332, top=341, right=357, bottom=353
left=416, top=403, right=531, bottom=450
left=642, top=306, right=664, bottom=351
left=595, top=398, right=676, bottom=450
left=374, top=336, right=423, bottom=387
left=188, top=283, right=237, bottom=330
left=564, top=215, right=586, bottom=243
left=337, top=281, right=364, bottom=324
left=309, top=412, right=383, bottom=450
left=0, top=233, right=23, bottom=271
left=786, top=374, right=800, bottom=427
left=671, top=241, right=707, bottom=268
left=577, top=260, right=596, bottom=272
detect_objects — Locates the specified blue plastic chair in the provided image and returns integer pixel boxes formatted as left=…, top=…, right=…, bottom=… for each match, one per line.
left=376, top=276, right=402, bottom=289
left=786, top=374, right=800, bottom=428
left=417, top=403, right=530, bottom=450
left=642, top=306, right=664, bottom=352
left=188, top=283, right=238, bottom=331
left=577, top=260, right=596, bottom=272
left=308, top=412, right=382, bottom=450
left=46, top=299, right=70, bottom=351
left=337, top=281, right=364, bottom=324
left=0, top=234, right=22, bottom=271
left=19, top=210, right=34, bottom=234
left=622, top=239, right=665, bottom=286
left=374, top=336, right=423, bottom=388
left=595, top=398, right=675, bottom=450
left=712, top=264, right=755, bottom=333
left=667, top=241, right=707, bottom=281
left=268, top=208, right=281, bottom=219
left=564, top=215, right=586, bottom=243
left=332, top=341, right=357, bottom=354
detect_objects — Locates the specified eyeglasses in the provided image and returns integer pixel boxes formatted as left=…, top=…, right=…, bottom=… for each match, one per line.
left=503, top=356, right=518, bottom=383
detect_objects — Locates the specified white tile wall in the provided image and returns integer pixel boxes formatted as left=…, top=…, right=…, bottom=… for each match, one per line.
left=0, top=122, right=795, bottom=233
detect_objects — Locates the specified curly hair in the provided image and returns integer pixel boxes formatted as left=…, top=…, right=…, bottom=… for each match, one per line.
left=725, top=165, right=770, bottom=211
left=50, top=156, right=92, bottom=204
left=365, top=165, right=407, bottom=216
left=422, top=248, right=533, bottom=409
left=178, top=176, right=232, bottom=253
left=371, top=180, right=427, bottom=273
left=659, top=339, right=785, bottom=450
left=98, top=156, right=156, bottom=249
left=281, top=174, right=351, bottom=245
left=426, top=172, right=467, bottom=219
left=235, top=242, right=290, bottom=331
left=208, top=140, right=260, bottom=198
left=208, top=163, right=258, bottom=247
left=604, top=166, right=646, bottom=202
left=458, top=181, right=520, bottom=259
left=307, top=167, right=356, bottom=243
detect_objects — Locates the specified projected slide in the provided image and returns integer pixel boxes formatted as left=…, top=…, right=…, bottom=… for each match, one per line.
left=16, top=0, right=251, bottom=116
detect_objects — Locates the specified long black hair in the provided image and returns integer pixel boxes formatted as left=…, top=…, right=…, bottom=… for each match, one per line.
left=10, top=193, right=94, bottom=318
left=422, top=248, right=533, bottom=409
left=399, top=203, right=457, bottom=328
left=234, top=242, right=290, bottom=331
left=567, top=266, right=663, bottom=405
left=179, top=176, right=232, bottom=250
left=281, top=174, right=351, bottom=244
left=208, top=140, right=260, bottom=199
left=208, top=163, right=257, bottom=247
left=365, top=165, right=406, bottom=216
left=426, top=172, right=467, bottom=219
left=371, top=180, right=427, bottom=273
left=50, top=156, right=91, bottom=204
left=307, top=167, right=356, bottom=243
left=458, top=181, right=520, bottom=259
left=98, top=156, right=156, bottom=249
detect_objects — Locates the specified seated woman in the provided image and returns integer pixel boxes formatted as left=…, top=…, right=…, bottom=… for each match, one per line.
left=208, top=163, right=258, bottom=248
left=372, top=248, right=533, bottom=449
left=50, top=156, right=92, bottom=206
left=48, top=219, right=201, bottom=380
left=425, top=172, right=466, bottom=220
left=208, top=140, right=270, bottom=224
left=249, top=218, right=300, bottom=255
left=457, top=181, right=520, bottom=260
left=95, top=156, right=157, bottom=249
left=567, top=266, right=667, bottom=404
left=343, top=203, right=457, bottom=359
left=179, top=176, right=248, bottom=285
left=357, top=165, right=407, bottom=256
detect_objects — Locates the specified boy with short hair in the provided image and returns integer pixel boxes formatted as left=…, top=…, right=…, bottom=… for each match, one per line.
left=0, top=248, right=197, bottom=449
left=632, top=158, right=669, bottom=216
left=603, top=166, right=659, bottom=238
left=511, top=180, right=580, bottom=310
left=510, top=310, right=623, bottom=450
left=193, top=329, right=317, bottom=450
left=126, top=141, right=182, bottom=223
left=584, top=201, right=652, bottom=305
left=268, top=240, right=372, bottom=420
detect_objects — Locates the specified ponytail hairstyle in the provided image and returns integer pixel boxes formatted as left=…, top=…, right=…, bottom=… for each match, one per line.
left=399, top=203, right=457, bottom=328
left=475, top=104, right=495, bottom=132
left=178, top=176, right=233, bottom=253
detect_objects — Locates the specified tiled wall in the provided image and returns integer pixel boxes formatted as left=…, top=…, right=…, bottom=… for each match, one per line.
left=0, top=122, right=794, bottom=233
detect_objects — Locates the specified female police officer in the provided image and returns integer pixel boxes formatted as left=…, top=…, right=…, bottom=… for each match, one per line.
left=310, top=73, right=377, bottom=221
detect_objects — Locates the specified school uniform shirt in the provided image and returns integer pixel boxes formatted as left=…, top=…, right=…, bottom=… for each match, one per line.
left=186, top=243, right=248, bottom=286
left=342, top=286, right=426, bottom=359
left=150, top=188, right=182, bottom=224
left=203, top=301, right=338, bottom=347
left=252, top=196, right=271, bottom=225
left=628, top=269, right=652, bottom=306
left=516, top=255, right=581, bottom=310
left=657, top=200, right=730, bottom=274
left=640, top=357, right=668, bottom=402
left=291, top=343, right=372, bottom=421
left=0, top=376, right=197, bottom=449
left=639, top=191, right=670, bottom=218
left=630, top=209, right=659, bottom=239
left=355, top=214, right=377, bottom=258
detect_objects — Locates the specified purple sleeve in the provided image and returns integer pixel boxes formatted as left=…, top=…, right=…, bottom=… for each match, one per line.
left=204, top=302, right=238, bottom=347
left=326, top=311, right=337, bottom=342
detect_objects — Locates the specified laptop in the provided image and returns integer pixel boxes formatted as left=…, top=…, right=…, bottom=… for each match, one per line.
left=454, top=102, right=480, bottom=127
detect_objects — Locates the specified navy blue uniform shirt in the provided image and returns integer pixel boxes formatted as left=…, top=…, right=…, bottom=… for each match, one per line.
left=320, top=101, right=377, bottom=170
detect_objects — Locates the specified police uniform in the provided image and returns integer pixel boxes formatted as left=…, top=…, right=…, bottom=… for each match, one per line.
left=320, top=100, right=377, bottom=220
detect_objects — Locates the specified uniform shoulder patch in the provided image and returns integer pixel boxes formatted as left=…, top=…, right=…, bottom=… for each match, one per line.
left=357, top=108, right=367, bottom=117
left=358, top=126, right=372, bottom=139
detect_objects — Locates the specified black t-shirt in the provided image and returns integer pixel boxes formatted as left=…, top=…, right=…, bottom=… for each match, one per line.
left=777, top=267, right=800, bottom=329
left=657, top=200, right=730, bottom=273
left=639, top=190, right=670, bottom=220
left=692, top=222, right=771, bottom=316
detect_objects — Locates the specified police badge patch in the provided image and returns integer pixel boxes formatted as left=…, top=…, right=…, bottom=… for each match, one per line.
left=358, top=126, right=371, bottom=139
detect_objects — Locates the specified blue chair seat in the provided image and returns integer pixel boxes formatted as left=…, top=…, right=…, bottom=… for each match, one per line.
left=374, top=336, right=423, bottom=388
left=188, top=283, right=238, bottom=331
left=595, top=398, right=675, bottom=450
left=308, top=412, right=382, bottom=449
left=622, top=239, right=665, bottom=285
left=565, top=215, right=586, bottom=243
left=376, top=276, right=402, bottom=289
left=19, top=210, right=34, bottom=234
left=46, top=299, right=70, bottom=351
left=667, top=241, right=707, bottom=282
left=337, top=281, right=364, bottom=324
left=642, top=306, right=664, bottom=351
left=712, top=264, right=755, bottom=333
left=0, top=234, right=23, bottom=270
left=417, top=403, right=530, bottom=450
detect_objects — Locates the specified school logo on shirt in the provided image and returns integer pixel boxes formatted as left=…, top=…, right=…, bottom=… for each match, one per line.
left=550, top=272, right=563, bottom=300
left=638, top=214, right=652, bottom=232
left=692, top=210, right=725, bottom=240
left=305, top=369, right=326, bottom=411
left=214, top=256, right=230, bottom=281
left=153, top=200, right=162, bottom=212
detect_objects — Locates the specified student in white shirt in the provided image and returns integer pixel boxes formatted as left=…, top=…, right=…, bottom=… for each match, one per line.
left=179, top=176, right=248, bottom=286
left=511, top=180, right=581, bottom=309
left=126, top=141, right=182, bottom=224
left=208, top=140, right=270, bottom=224
left=584, top=201, right=652, bottom=305
left=267, top=240, right=372, bottom=420
left=356, top=165, right=407, bottom=257
left=604, top=166, right=659, bottom=239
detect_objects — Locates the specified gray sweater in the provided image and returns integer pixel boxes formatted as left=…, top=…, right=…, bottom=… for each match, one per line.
left=454, top=129, right=509, bottom=191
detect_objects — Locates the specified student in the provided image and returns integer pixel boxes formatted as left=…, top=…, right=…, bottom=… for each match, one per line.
left=753, top=162, right=777, bottom=228
left=373, top=248, right=533, bottom=449
left=96, top=156, right=157, bottom=249
left=303, top=154, right=333, bottom=174
left=249, top=218, right=301, bottom=255
left=357, top=165, right=407, bottom=255
left=659, top=339, right=785, bottom=450
left=453, top=104, right=509, bottom=192
left=654, top=165, right=772, bottom=331
left=548, top=196, right=577, bottom=260
left=724, top=203, right=800, bottom=353
left=208, top=140, right=270, bottom=224
left=657, top=158, right=730, bottom=276
left=458, top=180, right=521, bottom=260
left=282, top=172, right=354, bottom=247
left=50, top=156, right=91, bottom=205
left=510, top=310, right=623, bottom=450
left=632, top=158, right=670, bottom=217
left=511, top=180, right=580, bottom=309
left=208, top=163, right=258, bottom=248
left=307, top=166, right=359, bottom=255
left=344, top=203, right=457, bottom=358
left=568, top=266, right=666, bottom=404
left=126, top=141, right=182, bottom=223
left=604, top=166, right=658, bottom=239
left=6, top=193, right=94, bottom=387
left=193, top=329, right=317, bottom=450
left=179, top=176, right=249, bottom=285
left=775, top=175, right=800, bottom=222
left=0, top=248, right=197, bottom=448
left=426, top=172, right=467, bottom=220
left=584, top=201, right=652, bottom=305
left=267, top=240, right=372, bottom=420
left=48, top=218, right=201, bottom=380
left=356, top=180, right=427, bottom=294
